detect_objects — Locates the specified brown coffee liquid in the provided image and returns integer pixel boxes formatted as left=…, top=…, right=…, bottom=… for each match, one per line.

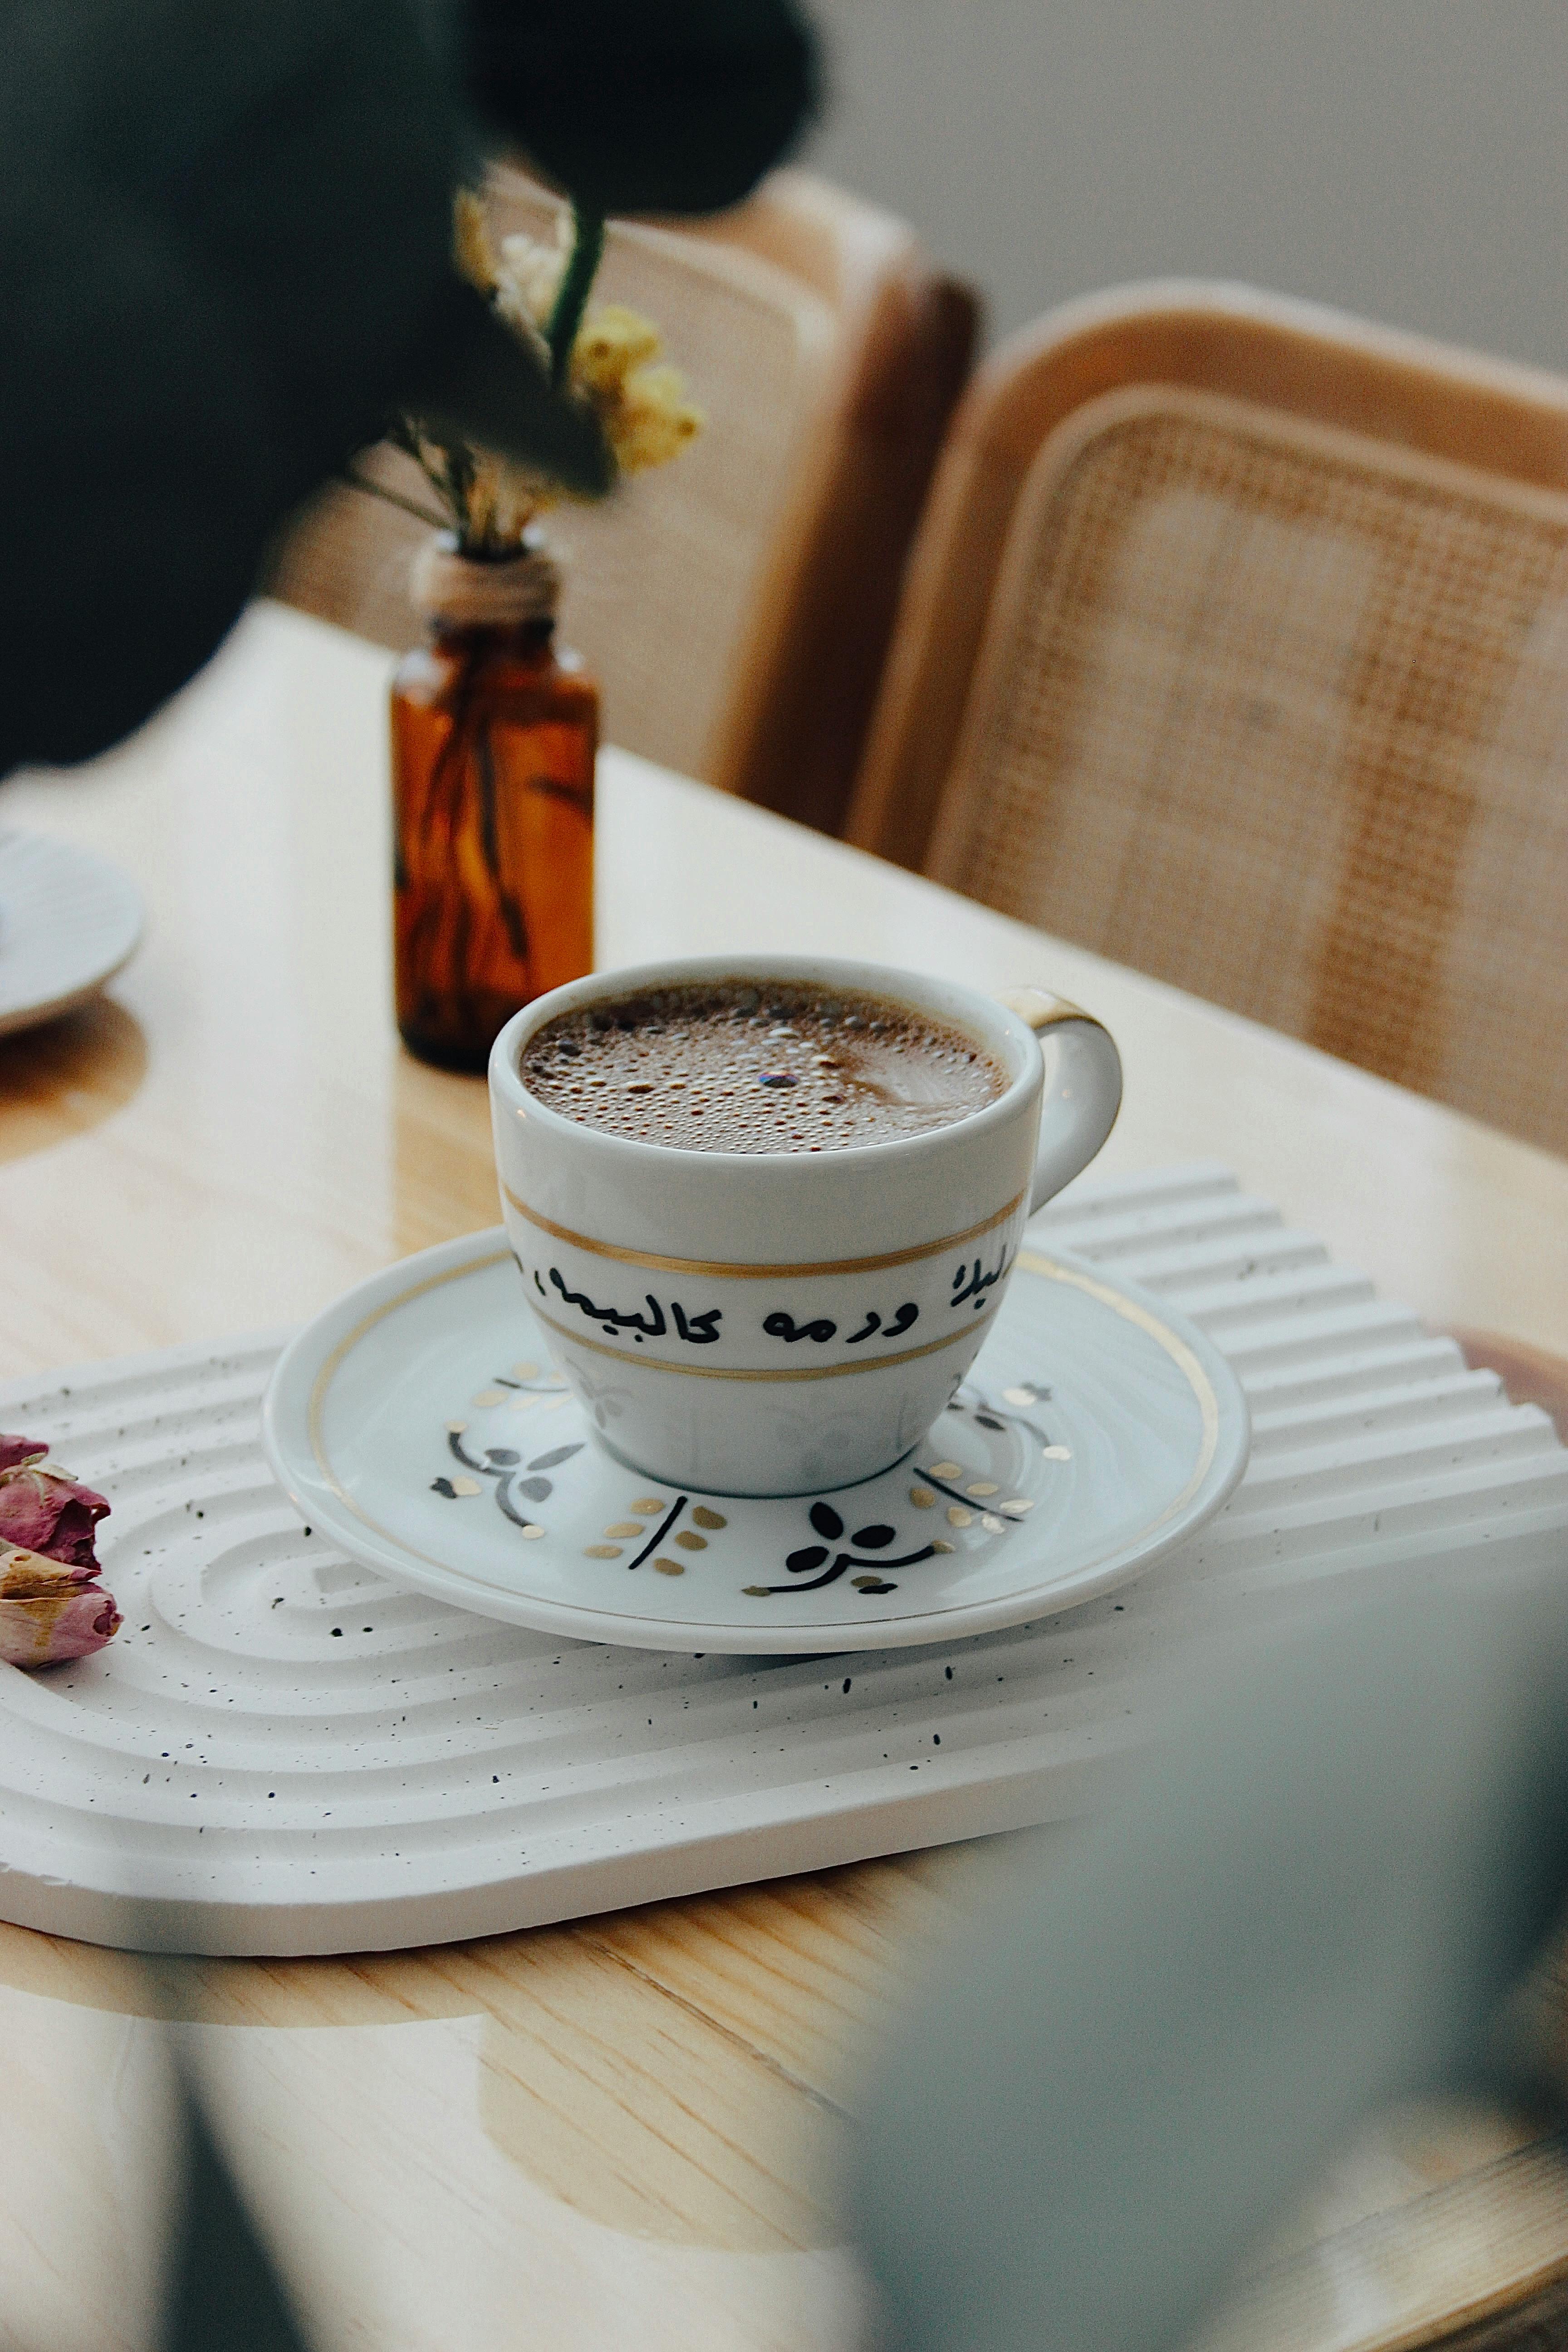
left=520, top=980, right=1007, bottom=1152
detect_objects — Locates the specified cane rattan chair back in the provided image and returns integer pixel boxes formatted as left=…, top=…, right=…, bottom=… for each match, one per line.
left=848, top=285, right=1568, bottom=1154
left=271, top=168, right=975, bottom=833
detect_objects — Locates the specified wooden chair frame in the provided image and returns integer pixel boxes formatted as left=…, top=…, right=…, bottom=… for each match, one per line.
left=846, top=280, right=1568, bottom=872
left=683, top=172, right=978, bottom=833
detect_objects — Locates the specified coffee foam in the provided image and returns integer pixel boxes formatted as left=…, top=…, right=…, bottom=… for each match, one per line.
left=519, top=980, right=1006, bottom=1154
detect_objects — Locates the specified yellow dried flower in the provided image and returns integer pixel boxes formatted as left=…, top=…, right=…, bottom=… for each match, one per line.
left=495, top=223, right=570, bottom=333
left=464, top=456, right=498, bottom=544
left=466, top=452, right=561, bottom=549
left=601, top=363, right=705, bottom=476
left=571, top=304, right=664, bottom=397
left=452, top=188, right=499, bottom=299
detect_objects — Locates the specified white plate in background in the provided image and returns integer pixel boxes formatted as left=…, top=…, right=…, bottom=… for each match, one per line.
left=0, top=827, right=143, bottom=1037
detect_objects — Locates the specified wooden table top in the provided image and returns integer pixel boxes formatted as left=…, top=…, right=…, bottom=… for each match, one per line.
left=2, top=601, right=1565, bottom=2352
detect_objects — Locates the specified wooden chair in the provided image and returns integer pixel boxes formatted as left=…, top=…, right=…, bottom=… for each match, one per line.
left=270, top=167, right=976, bottom=837
left=847, top=282, right=1568, bottom=1158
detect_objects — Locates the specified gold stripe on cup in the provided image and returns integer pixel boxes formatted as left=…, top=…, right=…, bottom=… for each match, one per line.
left=500, top=1184, right=1026, bottom=1280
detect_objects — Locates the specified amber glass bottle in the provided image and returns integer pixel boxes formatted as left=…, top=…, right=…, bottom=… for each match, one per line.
left=390, top=536, right=596, bottom=1072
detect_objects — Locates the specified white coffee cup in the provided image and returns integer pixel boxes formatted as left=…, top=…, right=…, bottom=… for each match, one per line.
left=489, top=956, right=1122, bottom=1496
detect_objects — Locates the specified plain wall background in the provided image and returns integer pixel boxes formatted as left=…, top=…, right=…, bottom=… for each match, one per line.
left=801, top=0, right=1568, bottom=370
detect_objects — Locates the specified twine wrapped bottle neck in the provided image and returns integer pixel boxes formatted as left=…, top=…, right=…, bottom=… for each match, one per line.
left=410, top=534, right=559, bottom=632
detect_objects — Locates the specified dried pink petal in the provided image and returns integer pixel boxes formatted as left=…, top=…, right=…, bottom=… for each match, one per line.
left=0, top=1545, right=121, bottom=1667
left=0, top=1433, right=118, bottom=1666
left=0, top=1434, right=109, bottom=1570
left=0, top=1462, right=109, bottom=1566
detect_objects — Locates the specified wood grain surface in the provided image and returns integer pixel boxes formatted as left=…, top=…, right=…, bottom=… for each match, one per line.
left=0, top=602, right=1565, bottom=2351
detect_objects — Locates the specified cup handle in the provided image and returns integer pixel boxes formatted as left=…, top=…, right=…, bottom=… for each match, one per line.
left=996, top=987, right=1123, bottom=1215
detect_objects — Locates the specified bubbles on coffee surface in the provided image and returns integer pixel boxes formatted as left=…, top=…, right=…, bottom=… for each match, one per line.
left=519, top=980, right=1006, bottom=1153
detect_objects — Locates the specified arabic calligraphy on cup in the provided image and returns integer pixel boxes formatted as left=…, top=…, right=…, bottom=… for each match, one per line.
left=541, top=1264, right=722, bottom=1345
left=532, top=1241, right=1012, bottom=1358
left=951, top=1245, right=1012, bottom=1311
left=762, top=1302, right=919, bottom=1345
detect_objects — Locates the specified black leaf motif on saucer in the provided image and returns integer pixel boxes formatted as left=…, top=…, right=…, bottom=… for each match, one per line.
left=742, top=1376, right=1058, bottom=1599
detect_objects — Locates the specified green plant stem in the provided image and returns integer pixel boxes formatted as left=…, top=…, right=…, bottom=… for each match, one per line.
left=546, top=206, right=607, bottom=389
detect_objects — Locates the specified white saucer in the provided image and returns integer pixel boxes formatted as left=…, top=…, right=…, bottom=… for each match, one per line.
left=0, top=828, right=143, bottom=1037
left=264, top=1228, right=1250, bottom=1654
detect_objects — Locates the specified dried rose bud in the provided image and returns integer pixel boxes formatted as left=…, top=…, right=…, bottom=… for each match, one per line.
left=0, top=1436, right=109, bottom=1568
left=0, top=1433, right=118, bottom=1666
left=0, top=1545, right=122, bottom=1667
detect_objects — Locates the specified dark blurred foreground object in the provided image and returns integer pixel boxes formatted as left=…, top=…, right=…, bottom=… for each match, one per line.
left=456, top=0, right=819, bottom=215
left=855, top=1583, right=1568, bottom=2352
left=0, top=0, right=817, bottom=777
left=164, top=2091, right=310, bottom=2352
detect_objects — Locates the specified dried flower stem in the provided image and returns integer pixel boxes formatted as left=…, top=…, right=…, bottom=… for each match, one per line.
left=547, top=206, right=607, bottom=389
left=340, top=464, right=450, bottom=532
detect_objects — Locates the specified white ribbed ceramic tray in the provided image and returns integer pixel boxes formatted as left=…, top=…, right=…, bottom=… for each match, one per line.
left=2, top=1164, right=1565, bottom=1956
left=0, top=828, right=143, bottom=1035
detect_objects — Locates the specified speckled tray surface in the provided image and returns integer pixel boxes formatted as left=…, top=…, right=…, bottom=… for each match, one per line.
left=2, top=1164, right=1565, bottom=1956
